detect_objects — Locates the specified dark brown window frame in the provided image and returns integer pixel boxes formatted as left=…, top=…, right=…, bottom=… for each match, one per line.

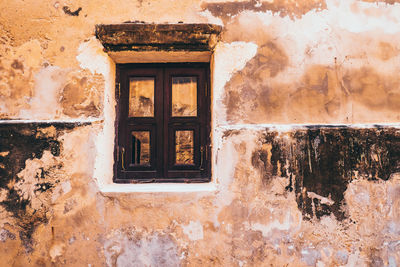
left=114, top=63, right=211, bottom=183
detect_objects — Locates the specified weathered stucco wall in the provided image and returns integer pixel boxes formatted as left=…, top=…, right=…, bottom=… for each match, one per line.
left=1, top=0, right=400, bottom=266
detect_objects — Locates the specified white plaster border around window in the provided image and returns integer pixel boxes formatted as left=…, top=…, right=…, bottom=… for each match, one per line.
left=80, top=37, right=258, bottom=193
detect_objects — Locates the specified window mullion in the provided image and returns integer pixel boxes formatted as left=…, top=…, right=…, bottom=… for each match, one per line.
left=162, top=67, right=170, bottom=178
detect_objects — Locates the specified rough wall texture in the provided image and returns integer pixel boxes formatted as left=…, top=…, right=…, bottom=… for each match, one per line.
left=1, top=0, right=400, bottom=266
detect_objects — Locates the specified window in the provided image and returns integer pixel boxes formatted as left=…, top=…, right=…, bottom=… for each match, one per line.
left=114, top=63, right=211, bottom=183
left=95, top=22, right=221, bottom=186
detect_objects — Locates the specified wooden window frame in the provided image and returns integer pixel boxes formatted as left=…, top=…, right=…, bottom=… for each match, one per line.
left=114, top=63, right=211, bottom=183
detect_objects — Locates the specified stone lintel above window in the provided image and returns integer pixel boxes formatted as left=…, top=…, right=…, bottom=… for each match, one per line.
left=95, top=23, right=222, bottom=52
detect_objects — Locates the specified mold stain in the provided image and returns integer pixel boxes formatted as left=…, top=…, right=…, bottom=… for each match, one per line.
left=252, top=127, right=400, bottom=220
left=0, top=123, right=87, bottom=252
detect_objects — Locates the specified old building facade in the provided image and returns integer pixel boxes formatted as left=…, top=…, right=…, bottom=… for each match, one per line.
left=1, top=0, right=400, bottom=266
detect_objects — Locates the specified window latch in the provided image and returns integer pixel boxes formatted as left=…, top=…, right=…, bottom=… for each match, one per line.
left=200, top=146, right=204, bottom=171
left=121, top=146, right=125, bottom=170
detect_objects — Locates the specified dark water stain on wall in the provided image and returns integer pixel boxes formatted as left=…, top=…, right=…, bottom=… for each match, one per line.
left=223, top=40, right=289, bottom=122
left=252, top=127, right=400, bottom=220
left=342, top=67, right=400, bottom=110
left=0, top=122, right=89, bottom=251
left=225, top=60, right=400, bottom=123
left=61, top=75, right=103, bottom=117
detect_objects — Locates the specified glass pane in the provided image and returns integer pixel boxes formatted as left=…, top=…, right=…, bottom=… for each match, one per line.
left=131, top=131, right=150, bottom=166
left=172, top=77, right=197, bottom=117
left=129, top=77, right=154, bottom=117
left=175, top=130, right=194, bottom=165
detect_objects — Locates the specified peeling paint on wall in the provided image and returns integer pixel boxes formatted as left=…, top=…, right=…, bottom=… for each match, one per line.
left=182, top=220, right=204, bottom=241
left=1, top=0, right=400, bottom=265
left=104, top=229, right=181, bottom=267
left=202, top=0, right=327, bottom=21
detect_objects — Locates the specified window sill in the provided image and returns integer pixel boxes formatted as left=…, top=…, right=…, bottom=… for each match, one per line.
left=98, top=182, right=217, bottom=193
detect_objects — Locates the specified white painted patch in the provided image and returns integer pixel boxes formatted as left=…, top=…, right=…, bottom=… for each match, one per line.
left=18, top=66, right=67, bottom=120
left=345, top=251, right=362, bottom=267
left=16, top=151, right=56, bottom=204
left=212, top=41, right=258, bottom=125
left=355, top=191, right=370, bottom=205
left=104, top=230, right=180, bottom=267
left=49, top=243, right=65, bottom=262
left=0, top=103, right=6, bottom=115
left=336, top=250, right=349, bottom=265
left=199, top=10, right=224, bottom=26
left=388, top=256, right=397, bottom=267
left=319, top=215, right=339, bottom=233
left=61, top=126, right=98, bottom=176
left=182, top=220, right=204, bottom=241
left=244, top=210, right=297, bottom=237
left=61, top=181, right=71, bottom=194
left=301, top=247, right=321, bottom=266
left=327, top=0, right=400, bottom=34
left=86, top=39, right=116, bottom=190
left=76, top=37, right=110, bottom=76
left=307, top=192, right=334, bottom=205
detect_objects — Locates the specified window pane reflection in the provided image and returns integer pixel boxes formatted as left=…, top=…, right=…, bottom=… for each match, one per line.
left=172, top=77, right=197, bottom=117
left=129, top=77, right=154, bottom=117
left=132, top=131, right=150, bottom=166
left=175, top=130, right=194, bottom=165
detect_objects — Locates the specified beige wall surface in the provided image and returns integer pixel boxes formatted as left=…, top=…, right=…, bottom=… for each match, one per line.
left=1, top=0, right=400, bottom=266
